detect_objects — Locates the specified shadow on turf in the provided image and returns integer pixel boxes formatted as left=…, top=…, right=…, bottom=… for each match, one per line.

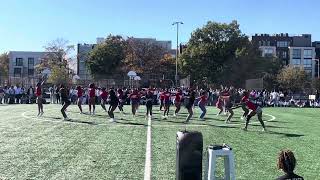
left=155, top=119, right=238, bottom=129
left=266, top=131, right=304, bottom=138
left=114, top=121, right=147, bottom=126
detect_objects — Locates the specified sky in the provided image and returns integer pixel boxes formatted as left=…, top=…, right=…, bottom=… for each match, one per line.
left=1, top=0, right=320, bottom=54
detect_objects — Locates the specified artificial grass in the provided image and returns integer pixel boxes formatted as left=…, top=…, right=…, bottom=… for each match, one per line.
left=0, top=104, right=147, bottom=180
left=0, top=104, right=319, bottom=179
left=151, top=107, right=320, bottom=180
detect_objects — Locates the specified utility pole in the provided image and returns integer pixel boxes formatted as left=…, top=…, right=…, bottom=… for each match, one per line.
left=172, top=21, right=183, bottom=87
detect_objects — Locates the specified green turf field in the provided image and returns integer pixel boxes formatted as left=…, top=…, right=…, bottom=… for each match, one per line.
left=0, top=104, right=319, bottom=179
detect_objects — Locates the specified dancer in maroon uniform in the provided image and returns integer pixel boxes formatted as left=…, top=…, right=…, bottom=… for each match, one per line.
left=100, top=87, right=109, bottom=112
left=130, top=89, right=140, bottom=117
left=35, top=81, right=44, bottom=116
left=215, top=96, right=224, bottom=116
left=242, top=91, right=266, bottom=131
left=162, top=89, right=171, bottom=119
left=174, top=89, right=183, bottom=117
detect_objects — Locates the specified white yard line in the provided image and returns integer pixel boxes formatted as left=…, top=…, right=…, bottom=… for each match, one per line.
left=144, top=116, right=152, bottom=180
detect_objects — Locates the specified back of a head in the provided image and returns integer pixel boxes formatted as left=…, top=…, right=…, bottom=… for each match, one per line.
left=277, top=149, right=297, bottom=173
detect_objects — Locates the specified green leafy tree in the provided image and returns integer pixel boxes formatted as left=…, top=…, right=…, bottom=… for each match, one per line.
left=123, top=38, right=171, bottom=74
left=227, top=42, right=282, bottom=88
left=36, top=38, right=74, bottom=85
left=277, top=66, right=308, bottom=92
left=87, top=35, right=126, bottom=78
left=180, top=20, right=283, bottom=88
left=312, top=78, right=320, bottom=90
left=179, top=20, right=248, bottom=84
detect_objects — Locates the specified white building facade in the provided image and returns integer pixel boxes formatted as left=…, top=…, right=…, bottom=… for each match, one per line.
left=8, top=51, right=45, bottom=86
left=289, top=47, right=316, bottom=77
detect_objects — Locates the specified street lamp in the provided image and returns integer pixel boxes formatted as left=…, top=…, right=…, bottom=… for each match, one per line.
left=172, top=21, right=183, bottom=87
left=313, top=59, right=319, bottom=78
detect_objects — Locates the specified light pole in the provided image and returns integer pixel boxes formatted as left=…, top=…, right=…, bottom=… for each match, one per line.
left=313, top=58, right=319, bottom=78
left=172, top=21, right=183, bottom=87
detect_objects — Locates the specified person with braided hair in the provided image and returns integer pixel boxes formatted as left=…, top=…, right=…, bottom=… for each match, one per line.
left=277, top=149, right=304, bottom=180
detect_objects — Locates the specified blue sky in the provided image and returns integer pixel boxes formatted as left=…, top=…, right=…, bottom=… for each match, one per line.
left=1, top=0, right=320, bottom=54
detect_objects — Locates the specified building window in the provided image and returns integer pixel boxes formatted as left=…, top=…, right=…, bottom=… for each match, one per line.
left=277, top=41, right=289, bottom=47
left=267, top=41, right=270, bottom=46
left=282, top=51, right=287, bottom=58
left=303, top=59, right=312, bottom=68
left=28, top=69, right=34, bottom=76
left=15, top=58, right=23, bottom=66
left=14, top=68, right=22, bottom=77
left=28, top=58, right=34, bottom=66
left=292, top=59, right=301, bottom=65
left=292, top=49, right=301, bottom=59
left=263, top=48, right=274, bottom=57
left=303, top=49, right=312, bottom=58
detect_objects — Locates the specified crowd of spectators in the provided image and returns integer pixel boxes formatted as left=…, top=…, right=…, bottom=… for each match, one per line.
left=0, top=85, right=319, bottom=109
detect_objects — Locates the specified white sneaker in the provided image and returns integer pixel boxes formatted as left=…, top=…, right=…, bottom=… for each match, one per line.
left=240, top=116, right=244, bottom=120
left=109, top=118, right=115, bottom=122
left=173, top=113, right=176, bottom=117
left=64, top=117, right=71, bottom=121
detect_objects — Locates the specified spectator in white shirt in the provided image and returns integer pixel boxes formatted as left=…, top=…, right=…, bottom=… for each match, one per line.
left=15, top=85, right=22, bottom=104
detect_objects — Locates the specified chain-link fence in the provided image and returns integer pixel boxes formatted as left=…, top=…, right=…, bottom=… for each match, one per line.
left=74, top=73, right=175, bottom=88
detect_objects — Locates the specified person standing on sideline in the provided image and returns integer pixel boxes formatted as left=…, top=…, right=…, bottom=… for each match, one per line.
left=60, top=84, right=71, bottom=120
left=0, top=86, right=4, bottom=104
left=3, top=86, right=9, bottom=104
left=88, top=83, right=96, bottom=115
left=107, top=89, right=119, bottom=122
left=27, top=86, right=34, bottom=104
left=55, top=86, right=60, bottom=104
left=35, top=81, right=44, bottom=116
left=197, top=91, right=208, bottom=120
left=185, top=90, right=196, bottom=123
left=49, top=86, right=54, bottom=104
left=15, top=85, right=22, bottom=104
left=276, top=149, right=304, bottom=180
left=76, top=86, right=84, bottom=114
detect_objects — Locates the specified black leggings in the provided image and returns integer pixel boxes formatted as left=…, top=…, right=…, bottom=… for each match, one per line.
left=146, top=105, right=152, bottom=116
left=108, top=105, right=117, bottom=118
left=61, top=100, right=71, bottom=118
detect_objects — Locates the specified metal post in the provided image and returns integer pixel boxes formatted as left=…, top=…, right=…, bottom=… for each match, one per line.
left=176, top=23, right=178, bottom=87
left=172, top=22, right=183, bottom=87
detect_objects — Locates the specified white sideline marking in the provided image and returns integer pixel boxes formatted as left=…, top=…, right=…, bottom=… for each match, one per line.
left=144, top=116, right=152, bottom=180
